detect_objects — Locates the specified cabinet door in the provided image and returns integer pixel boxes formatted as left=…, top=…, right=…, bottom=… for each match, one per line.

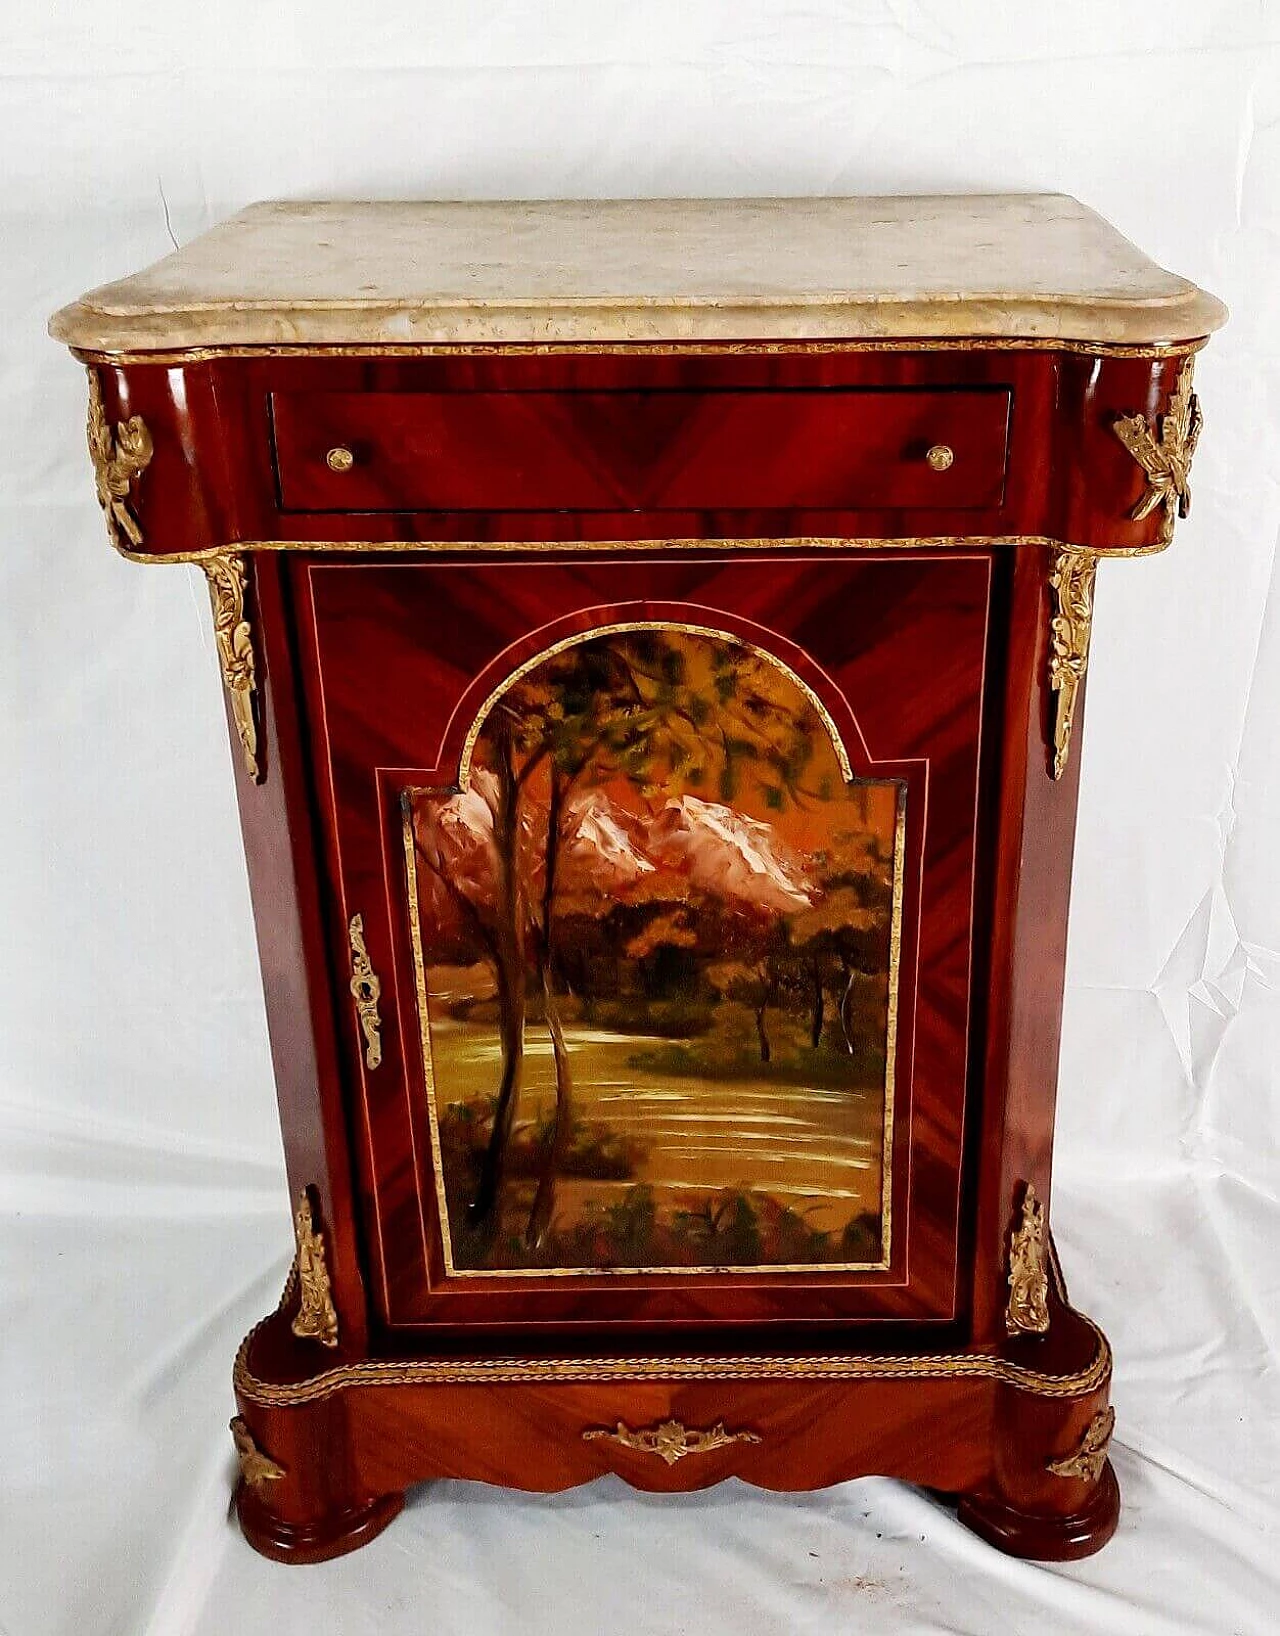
left=293, top=552, right=993, bottom=1337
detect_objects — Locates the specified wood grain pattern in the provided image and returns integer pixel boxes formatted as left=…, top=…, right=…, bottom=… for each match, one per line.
left=271, top=387, right=1011, bottom=512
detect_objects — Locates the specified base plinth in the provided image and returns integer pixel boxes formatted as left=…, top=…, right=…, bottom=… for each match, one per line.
left=230, top=1271, right=1120, bottom=1566
left=957, top=1458, right=1120, bottom=1560
left=236, top=1482, right=405, bottom=1564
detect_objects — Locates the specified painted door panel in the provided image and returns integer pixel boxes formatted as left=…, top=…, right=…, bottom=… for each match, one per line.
left=292, top=552, right=993, bottom=1336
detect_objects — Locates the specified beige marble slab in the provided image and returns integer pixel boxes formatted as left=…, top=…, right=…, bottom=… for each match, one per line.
left=50, top=195, right=1226, bottom=352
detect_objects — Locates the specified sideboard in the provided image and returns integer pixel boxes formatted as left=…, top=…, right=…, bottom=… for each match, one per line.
left=50, top=195, right=1224, bottom=1563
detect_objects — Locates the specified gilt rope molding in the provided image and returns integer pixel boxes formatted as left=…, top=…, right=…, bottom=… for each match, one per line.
left=232, top=1228, right=1111, bottom=1403
left=233, top=1249, right=1112, bottom=1403
left=71, top=336, right=1212, bottom=366
left=97, top=531, right=1184, bottom=566
left=235, top=1323, right=1112, bottom=1402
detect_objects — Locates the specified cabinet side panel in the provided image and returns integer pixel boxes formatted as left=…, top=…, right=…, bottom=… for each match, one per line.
left=231, top=554, right=370, bottom=1348
left=971, top=546, right=1081, bottom=1342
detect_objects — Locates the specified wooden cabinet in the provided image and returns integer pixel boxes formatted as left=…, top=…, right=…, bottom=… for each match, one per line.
left=52, top=195, right=1224, bottom=1567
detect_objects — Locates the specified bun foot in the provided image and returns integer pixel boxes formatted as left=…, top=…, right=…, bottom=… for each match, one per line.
left=957, top=1458, right=1120, bottom=1561
left=235, top=1481, right=405, bottom=1564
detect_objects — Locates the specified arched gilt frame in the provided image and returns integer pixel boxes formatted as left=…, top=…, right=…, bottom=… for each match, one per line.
left=401, top=616, right=906, bottom=1279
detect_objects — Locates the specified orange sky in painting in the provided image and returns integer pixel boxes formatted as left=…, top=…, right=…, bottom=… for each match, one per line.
left=509, top=630, right=900, bottom=857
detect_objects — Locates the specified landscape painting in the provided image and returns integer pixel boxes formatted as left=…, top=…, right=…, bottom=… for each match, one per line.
left=404, top=626, right=903, bottom=1275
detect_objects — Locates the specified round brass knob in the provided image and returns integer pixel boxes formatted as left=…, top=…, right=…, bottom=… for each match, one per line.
left=326, top=446, right=356, bottom=473
left=925, top=444, right=955, bottom=472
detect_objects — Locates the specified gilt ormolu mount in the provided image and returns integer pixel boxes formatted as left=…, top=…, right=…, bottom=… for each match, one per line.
left=52, top=196, right=1224, bottom=1563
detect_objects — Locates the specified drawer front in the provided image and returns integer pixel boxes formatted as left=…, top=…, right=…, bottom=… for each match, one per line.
left=272, top=388, right=1010, bottom=513
left=293, top=552, right=991, bottom=1336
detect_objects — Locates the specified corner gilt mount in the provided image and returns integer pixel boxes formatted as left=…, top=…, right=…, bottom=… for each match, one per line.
left=85, top=370, right=152, bottom=552
left=1047, top=1406, right=1115, bottom=1483
left=1047, top=548, right=1098, bottom=780
left=1113, top=359, right=1203, bottom=545
left=1006, top=1181, right=1051, bottom=1336
left=230, top=1416, right=286, bottom=1489
left=291, top=1189, right=339, bottom=1348
left=202, top=552, right=262, bottom=783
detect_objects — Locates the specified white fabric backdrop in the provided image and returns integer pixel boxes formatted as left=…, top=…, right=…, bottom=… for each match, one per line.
left=2, top=5, right=1278, bottom=1633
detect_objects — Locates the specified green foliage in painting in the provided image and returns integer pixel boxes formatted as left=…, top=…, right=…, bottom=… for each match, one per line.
left=411, top=628, right=899, bottom=1274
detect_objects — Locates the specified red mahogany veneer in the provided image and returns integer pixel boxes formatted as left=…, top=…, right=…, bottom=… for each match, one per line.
left=52, top=196, right=1225, bottom=1564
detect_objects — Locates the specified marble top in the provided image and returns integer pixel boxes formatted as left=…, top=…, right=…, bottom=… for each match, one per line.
left=50, top=195, right=1226, bottom=352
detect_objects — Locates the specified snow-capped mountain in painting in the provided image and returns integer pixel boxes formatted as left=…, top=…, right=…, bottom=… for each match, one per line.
left=420, top=781, right=814, bottom=915
left=560, top=791, right=656, bottom=890
left=645, top=795, right=814, bottom=913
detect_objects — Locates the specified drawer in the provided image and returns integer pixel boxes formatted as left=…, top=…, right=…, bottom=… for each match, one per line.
left=271, top=388, right=1011, bottom=513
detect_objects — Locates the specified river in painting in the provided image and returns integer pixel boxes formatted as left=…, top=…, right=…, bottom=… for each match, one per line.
left=407, top=626, right=901, bottom=1274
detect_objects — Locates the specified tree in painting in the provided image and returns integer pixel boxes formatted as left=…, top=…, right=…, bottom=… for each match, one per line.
left=410, top=628, right=900, bottom=1273
left=791, top=826, right=896, bottom=1056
